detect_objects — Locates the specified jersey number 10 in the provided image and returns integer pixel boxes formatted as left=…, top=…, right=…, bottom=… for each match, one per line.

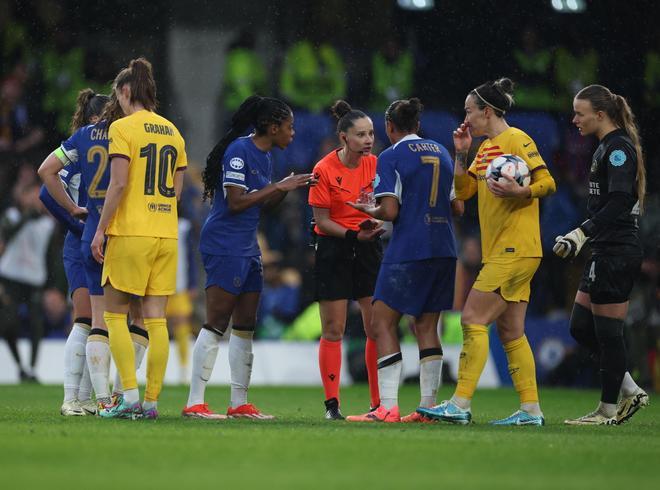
left=141, top=143, right=178, bottom=198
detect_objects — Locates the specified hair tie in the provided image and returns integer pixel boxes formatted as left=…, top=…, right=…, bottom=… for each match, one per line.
left=473, top=88, right=506, bottom=114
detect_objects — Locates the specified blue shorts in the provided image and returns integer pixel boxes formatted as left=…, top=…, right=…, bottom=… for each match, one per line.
left=63, top=233, right=87, bottom=297
left=202, top=254, right=263, bottom=295
left=81, top=239, right=103, bottom=296
left=373, top=257, right=456, bottom=318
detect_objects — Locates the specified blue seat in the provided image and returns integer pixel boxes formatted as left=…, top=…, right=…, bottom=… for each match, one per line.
left=505, top=112, right=560, bottom=167
left=370, top=110, right=460, bottom=151
left=278, top=112, right=334, bottom=172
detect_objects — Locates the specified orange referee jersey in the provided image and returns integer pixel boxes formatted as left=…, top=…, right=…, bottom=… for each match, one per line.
left=308, top=149, right=377, bottom=235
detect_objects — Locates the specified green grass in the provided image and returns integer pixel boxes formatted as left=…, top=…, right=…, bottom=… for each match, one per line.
left=0, top=384, right=658, bottom=489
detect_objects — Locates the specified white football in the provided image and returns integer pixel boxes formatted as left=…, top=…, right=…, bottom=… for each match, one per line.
left=486, top=154, right=531, bottom=187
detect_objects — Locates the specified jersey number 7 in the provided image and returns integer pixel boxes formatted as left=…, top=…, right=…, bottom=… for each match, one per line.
left=421, top=156, right=440, bottom=207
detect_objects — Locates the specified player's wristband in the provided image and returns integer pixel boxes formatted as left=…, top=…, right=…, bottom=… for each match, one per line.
left=345, top=229, right=358, bottom=243
left=579, top=219, right=595, bottom=237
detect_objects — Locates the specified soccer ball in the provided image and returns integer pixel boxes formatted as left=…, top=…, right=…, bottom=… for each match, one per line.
left=486, top=154, right=531, bottom=187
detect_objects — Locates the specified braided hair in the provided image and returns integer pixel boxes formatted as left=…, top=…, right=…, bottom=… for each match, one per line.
left=202, top=95, right=292, bottom=201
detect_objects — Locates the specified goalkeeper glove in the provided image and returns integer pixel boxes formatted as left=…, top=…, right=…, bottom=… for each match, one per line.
left=553, top=227, right=588, bottom=259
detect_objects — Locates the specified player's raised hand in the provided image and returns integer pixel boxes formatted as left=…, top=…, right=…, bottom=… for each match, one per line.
left=346, top=200, right=376, bottom=216
left=453, top=122, right=472, bottom=153
left=553, top=227, right=587, bottom=259
left=275, top=172, right=317, bottom=192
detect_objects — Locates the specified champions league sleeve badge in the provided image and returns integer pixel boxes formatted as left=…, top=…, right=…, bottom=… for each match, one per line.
left=609, top=149, right=627, bottom=167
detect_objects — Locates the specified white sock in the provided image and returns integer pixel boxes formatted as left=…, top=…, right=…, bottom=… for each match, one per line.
left=229, top=332, right=254, bottom=408
left=86, top=339, right=111, bottom=401
left=450, top=395, right=471, bottom=411
left=63, top=324, right=89, bottom=402
left=113, top=341, right=148, bottom=394
left=143, top=400, right=157, bottom=410
left=78, top=362, right=93, bottom=401
left=598, top=401, right=617, bottom=418
left=378, top=353, right=402, bottom=410
left=419, top=356, right=443, bottom=408
left=187, top=328, right=222, bottom=407
left=620, top=371, right=640, bottom=397
left=123, top=388, right=139, bottom=405
left=521, top=402, right=543, bottom=417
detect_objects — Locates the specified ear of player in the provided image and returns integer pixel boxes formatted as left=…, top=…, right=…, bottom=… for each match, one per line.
left=553, top=227, right=588, bottom=259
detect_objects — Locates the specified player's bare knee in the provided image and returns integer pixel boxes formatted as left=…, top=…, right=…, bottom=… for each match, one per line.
left=495, top=323, right=522, bottom=344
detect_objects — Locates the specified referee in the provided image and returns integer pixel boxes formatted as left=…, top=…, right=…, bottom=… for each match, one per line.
left=555, top=84, right=649, bottom=425
left=308, top=100, right=384, bottom=420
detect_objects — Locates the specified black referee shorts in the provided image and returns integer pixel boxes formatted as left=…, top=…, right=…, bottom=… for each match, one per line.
left=578, top=254, right=642, bottom=304
left=313, top=235, right=383, bottom=301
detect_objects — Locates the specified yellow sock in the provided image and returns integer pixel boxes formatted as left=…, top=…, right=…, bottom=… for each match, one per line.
left=144, top=318, right=169, bottom=402
left=175, top=322, right=192, bottom=369
left=104, top=311, right=137, bottom=391
left=455, top=324, right=489, bottom=400
left=504, top=335, right=539, bottom=404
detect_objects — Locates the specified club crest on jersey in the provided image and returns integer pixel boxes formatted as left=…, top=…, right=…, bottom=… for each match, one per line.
left=609, top=150, right=626, bottom=167
left=229, top=157, right=245, bottom=170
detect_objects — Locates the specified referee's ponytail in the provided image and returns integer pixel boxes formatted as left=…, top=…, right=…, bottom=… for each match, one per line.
left=576, top=85, right=646, bottom=213
left=202, top=95, right=292, bottom=201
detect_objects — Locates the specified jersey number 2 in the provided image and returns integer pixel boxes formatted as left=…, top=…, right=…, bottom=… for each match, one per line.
left=87, top=145, right=108, bottom=199
left=421, top=156, right=440, bottom=207
left=141, top=143, right=178, bottom=198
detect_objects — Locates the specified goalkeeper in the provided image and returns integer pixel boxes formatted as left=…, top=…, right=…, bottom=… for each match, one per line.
left=554, top=85, right=648, bottom=426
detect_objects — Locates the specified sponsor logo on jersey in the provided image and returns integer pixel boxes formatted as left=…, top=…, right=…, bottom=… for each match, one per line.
left=589, top=181, right=600, bottom=195
left=229, top=157, right=244, bottom=170
left=609, top=149, right=627, bottom=167
left=590, top=160, right=598, bottom=173
left=226, top=171, right=245, bottom=181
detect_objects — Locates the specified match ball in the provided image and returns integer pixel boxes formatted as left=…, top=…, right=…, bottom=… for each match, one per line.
left=486, top=154, right=531, bottom=187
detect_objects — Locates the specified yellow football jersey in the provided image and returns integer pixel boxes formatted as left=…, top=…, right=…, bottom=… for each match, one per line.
left=107, top=110, right=187, bottom=239
left=458, top=127, right=547, bottom=262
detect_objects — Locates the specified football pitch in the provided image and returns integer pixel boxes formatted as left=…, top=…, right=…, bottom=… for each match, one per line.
left=0, top=384, right=658, bottom=489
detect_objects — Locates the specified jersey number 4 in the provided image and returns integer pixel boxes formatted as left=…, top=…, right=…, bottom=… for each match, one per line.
left=141, top=143, right=178, bottom=198
left=421, top=156, right=440, bottom=207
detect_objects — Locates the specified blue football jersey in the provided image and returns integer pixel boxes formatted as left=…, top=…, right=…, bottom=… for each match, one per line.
left=374, top=134, right=457, bottom=263
left=200, top=136, right=273, bottom=257
left=59, top=121, right=110, bottom=243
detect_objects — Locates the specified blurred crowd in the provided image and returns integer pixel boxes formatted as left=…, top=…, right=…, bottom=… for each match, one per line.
left=0, top=1, right=658, bottom=389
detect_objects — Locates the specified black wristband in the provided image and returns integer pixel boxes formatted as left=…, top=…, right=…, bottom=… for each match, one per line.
left=580, top=219, right=595, bottom=237
left=345, top=229, right=358, bottom=242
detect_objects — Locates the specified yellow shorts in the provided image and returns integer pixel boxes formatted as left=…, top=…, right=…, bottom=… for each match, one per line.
left=473, top=257, right=541, bottom=303
left=166, top=292, right=193, bottom=317
left=102, top=236, right=177, bottom=296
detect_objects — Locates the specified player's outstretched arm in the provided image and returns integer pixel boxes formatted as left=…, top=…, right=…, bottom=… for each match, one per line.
left=226, top=172, right=316, bottom=215
left=347, top=195, right=399, bottom=222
